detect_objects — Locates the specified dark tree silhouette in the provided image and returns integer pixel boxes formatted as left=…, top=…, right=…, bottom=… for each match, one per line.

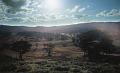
left=0, top=31, right=11, bottom=51
left=12, top=40, right=32, bottom=60
left=72, top=30, right=114, bottom=60
left=43, top=43, right=55, bottom=57
left=48, top=43, right=55, bottom=57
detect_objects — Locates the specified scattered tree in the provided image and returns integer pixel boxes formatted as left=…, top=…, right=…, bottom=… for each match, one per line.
left=12, top=40, right=32, bottom=60
left=72, top=30, right=114, bottom=60
left=43, top=43, right=55, bottom=57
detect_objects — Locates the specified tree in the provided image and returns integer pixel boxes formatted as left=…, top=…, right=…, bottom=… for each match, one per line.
left=0, top=31, right=11, bottom=51
left=12, top=40, right=32, bottom=60
left=43, top=43, right=55, bottom=57
left=72, top=30, right=114, bottom=60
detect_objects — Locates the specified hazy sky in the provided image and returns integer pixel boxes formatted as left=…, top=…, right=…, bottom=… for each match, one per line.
left=0, top=0, right=120, bottom=26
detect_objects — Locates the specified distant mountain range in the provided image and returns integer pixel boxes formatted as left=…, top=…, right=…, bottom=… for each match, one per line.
left=0, top=22, right=120, bottom=33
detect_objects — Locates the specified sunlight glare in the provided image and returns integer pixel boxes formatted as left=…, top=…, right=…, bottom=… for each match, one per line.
left=45, top=0, right=59, bottom=10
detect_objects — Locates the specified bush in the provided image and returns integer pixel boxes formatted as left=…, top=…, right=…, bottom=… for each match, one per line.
left=54, top=66, right=70, bottom=71
left=0, top=64, right=17, bottom=72
left=35, top=69, right=49, bottom=73
left=17, top=64, right=32, bottom=72
left=70, top=68, right=82, bottom=73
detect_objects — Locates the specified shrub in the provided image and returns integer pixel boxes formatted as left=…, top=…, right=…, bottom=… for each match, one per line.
left=54, top=66, right=70, bottom=71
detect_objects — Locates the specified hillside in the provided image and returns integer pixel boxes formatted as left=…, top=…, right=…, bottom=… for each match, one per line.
left=0, top=22, right=119, bottom=33
left=0, top=22, right=120, bottom=47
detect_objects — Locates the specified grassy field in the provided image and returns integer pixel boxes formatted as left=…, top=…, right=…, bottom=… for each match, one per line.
left=0, top=40, right=120, bottom=73
left=0, top=55, right=120, bottom=73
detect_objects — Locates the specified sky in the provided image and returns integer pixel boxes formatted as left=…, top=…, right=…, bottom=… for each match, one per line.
left=0, top=0, right=120, bottom=26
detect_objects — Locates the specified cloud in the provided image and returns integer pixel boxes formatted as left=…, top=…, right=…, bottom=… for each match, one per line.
left=107, top=9, right=120, bottom=16
left=96, top=10, right=107, bottom=17
left=67, top=5, right=86, bottom=13
left=0, top=0, right=88, bottom=26
left=0, top=0, right=43, bottom=21
left=96, top=9, right=120, bottom=17
left=0, top=0, right=30, bottom=15
left=2, top=0, right=26, bottom=8
left=75, top=14, right=89, bottom=19
left=71, top=5, right=80, bottom=13
left=78, top=8, right=86, bottom=12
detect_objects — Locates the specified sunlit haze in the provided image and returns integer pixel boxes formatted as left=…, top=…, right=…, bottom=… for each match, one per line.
left=45, top=0, right=60, bottom=10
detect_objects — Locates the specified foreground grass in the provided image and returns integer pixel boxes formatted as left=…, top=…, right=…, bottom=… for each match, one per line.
left=0, top=56, right=120, bottom=73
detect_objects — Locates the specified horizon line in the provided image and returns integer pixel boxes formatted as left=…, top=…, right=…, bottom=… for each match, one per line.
left=0, top=21, right=120, bottom=27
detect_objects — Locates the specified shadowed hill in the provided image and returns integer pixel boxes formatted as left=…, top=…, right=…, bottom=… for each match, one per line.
left=0, top=22, right=120, bottom=33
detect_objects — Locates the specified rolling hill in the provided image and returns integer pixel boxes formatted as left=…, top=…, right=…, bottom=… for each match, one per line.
left=0, top=22, right=120, bottom=34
